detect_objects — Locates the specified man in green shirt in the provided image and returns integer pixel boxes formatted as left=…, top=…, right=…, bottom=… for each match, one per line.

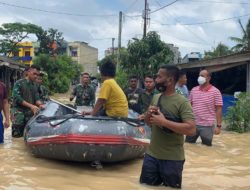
left=140, top=65, right=195, bottom=188
left=70, top=72, right=95, bottom=107
left=138, top=75, right=157, bottom=120
left=11, top=65, right=44, bottom=138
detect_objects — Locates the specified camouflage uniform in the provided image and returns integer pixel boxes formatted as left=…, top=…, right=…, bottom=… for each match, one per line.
left=71, top=84, right=95, bottom=106
left=37, top=84, right=49, bottom=102
left=11, top=78, right=40, bottom=137
left=139, top=90, right=158, bottom=114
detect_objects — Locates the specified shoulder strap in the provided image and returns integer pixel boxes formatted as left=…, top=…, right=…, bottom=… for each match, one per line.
left=156, top=94, right=182, bottom=134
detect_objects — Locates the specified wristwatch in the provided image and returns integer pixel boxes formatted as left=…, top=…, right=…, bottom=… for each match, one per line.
left=217, top=124, right=222, bottom=128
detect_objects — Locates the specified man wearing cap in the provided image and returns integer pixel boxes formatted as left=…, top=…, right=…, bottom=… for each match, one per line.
left=70, top=72, right=95, bottom=107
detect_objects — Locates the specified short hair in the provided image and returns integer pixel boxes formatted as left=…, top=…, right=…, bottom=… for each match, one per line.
left=179, top=70, right=186, bottom=77
left=200, top=69, right=212, bottom=77
left=145, top=75, right=154, bottom=79
left=81, top=72, right=90, bottom=76
left=29, top=64, right=40, bottom=71
left=159, top=64, right=180, bottom=82
left=100, top=59, right=116, bottom=77
left=129, top=75, right=138, bottom=80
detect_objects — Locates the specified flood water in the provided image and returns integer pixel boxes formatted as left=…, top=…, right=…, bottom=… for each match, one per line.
left=1, top=93, right=250, bottom=190
left=1, top=127, right=250, bottom=190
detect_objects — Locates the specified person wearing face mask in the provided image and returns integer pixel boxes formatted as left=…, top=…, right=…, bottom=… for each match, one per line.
left=185, top=69, right=223, bottom=146
left=140, top=65, right=195, bottom=189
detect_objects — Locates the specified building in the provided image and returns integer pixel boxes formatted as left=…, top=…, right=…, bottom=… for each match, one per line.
left=166, top=44, right=181, bottom=64
left=9, top=42, right=34, bottom=66
left=67, top=41, right=98, bottom=75
left=0, top=56, right=25, bottom=93
left=182, top=52, right=203, bottom=64
left=105, top=47, right=119, bottom=57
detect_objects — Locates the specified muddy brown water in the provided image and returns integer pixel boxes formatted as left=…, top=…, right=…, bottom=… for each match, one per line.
left=1, top=128, right=250, bottom=190
left=1, top=95, right=250, bottom=189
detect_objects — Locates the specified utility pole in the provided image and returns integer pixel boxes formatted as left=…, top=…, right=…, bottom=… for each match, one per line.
left=117, top=11, right=122, bottom=71
left=143, top=0, right=150, bottom=38
left=112, top=38, right=115, bottom=55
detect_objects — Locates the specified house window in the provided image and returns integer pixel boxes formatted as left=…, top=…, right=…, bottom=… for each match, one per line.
left=71, top=48, right=78, bottom=57
left=25, top=51, right=31, bottom=56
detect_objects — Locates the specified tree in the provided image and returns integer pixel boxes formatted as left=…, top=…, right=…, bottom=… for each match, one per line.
left=0, top=22, right=42, bottom=55
left=204, top=43, right=232, bottom=59
left=121, top=31, right=174, bottom=81
left=230, top=19, right=250, bottom=52
left=34, top=54, right=82, bottom=93
left=36, top=28, right=66, bottom=56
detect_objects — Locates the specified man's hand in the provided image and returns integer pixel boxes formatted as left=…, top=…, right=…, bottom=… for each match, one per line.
left=39, top=104, right=45, bottom=110
left=149, top=109, right=166, bottom=126
left=138, top=114, right=145, bottom=120
left=144, top=106, right=159, bottom=125
left=214, top=126, right=221, bottom=135
left=30, top=105, right=40, bottom=115
left=81, top=111, right=91, bottom=115
left=4, top=120, right=10, bottom=128
left=69, top=96, right=74, bottom=101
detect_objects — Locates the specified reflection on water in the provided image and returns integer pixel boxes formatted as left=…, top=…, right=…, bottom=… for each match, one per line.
left=1, top=128, right=250, bottom=190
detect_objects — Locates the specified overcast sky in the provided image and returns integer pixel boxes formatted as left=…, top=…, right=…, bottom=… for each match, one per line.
left=0, top=0, right=249, bottom=59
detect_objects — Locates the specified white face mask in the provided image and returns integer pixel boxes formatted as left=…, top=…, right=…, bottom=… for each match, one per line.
left=197, top=76, right=206, bottom=85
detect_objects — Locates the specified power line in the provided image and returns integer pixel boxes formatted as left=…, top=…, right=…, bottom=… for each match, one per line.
left=124, top=0, right=139, bottom=13
left=125, top=0, right=179, bottom=17
left=151, top=0, right=179, bottom=14
left=161, top=13, right=250, bottom=25
left=0, top=1, right=117, bottom=17
left=181, top=0, right=250, bottom=5
left=154, top=0, right=212, bottom=46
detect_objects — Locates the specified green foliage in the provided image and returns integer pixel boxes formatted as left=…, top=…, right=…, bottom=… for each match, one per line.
left=225, top=92, right=250, bottom=133
left=0, top=22, right=65, bottom=56
left=204, top=43, right=232, bottom=59
left=33, top=54, right=82, bottom=93
left=115, top=69, right=128, bottom=90
left=0, top=22, right=43, bottom=55
left=121, top=31, right=174, bottom=81
left=36, top=28, right=66, bottom=55
left=230, top=19, right=250, bottom=52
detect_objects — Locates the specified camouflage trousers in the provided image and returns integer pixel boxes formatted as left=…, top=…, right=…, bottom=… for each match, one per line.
left=10, top=107, right=33, bottom=138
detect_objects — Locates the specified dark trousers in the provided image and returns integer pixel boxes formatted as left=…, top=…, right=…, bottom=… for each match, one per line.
left=185, top=125, right=214, bottom=146
left=140, top=153, right=184, bottom=188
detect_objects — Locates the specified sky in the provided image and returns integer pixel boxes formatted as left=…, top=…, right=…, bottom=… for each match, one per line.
left=0, top=0, right=250, bottom=60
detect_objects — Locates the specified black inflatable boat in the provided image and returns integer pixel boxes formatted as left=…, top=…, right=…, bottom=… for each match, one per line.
left=24, top=100, right=150, bottom=163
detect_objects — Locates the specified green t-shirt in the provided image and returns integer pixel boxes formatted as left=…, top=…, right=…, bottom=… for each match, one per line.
left=147, top=93, right=194, bottom=161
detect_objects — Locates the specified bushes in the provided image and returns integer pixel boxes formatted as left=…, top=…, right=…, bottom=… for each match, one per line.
left=33, top=54, right=82, bottom=93
left=225, top=92, right=250, bottom=133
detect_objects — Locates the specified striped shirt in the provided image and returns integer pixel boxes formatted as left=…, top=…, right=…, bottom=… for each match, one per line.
left=189, top=85, right=223, bottom=126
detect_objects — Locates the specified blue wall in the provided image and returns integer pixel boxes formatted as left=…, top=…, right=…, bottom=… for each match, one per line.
left=222, top=94, right=236, bottom=117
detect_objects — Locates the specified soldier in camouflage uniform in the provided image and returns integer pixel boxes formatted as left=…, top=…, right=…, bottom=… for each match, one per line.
left=36, top=72, right=49, bottom=102
left=70, top=72, right=95, bottom=107
left=139, top=75, right=158, bottom=114
left=11, top=65, right=44, bottom=138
